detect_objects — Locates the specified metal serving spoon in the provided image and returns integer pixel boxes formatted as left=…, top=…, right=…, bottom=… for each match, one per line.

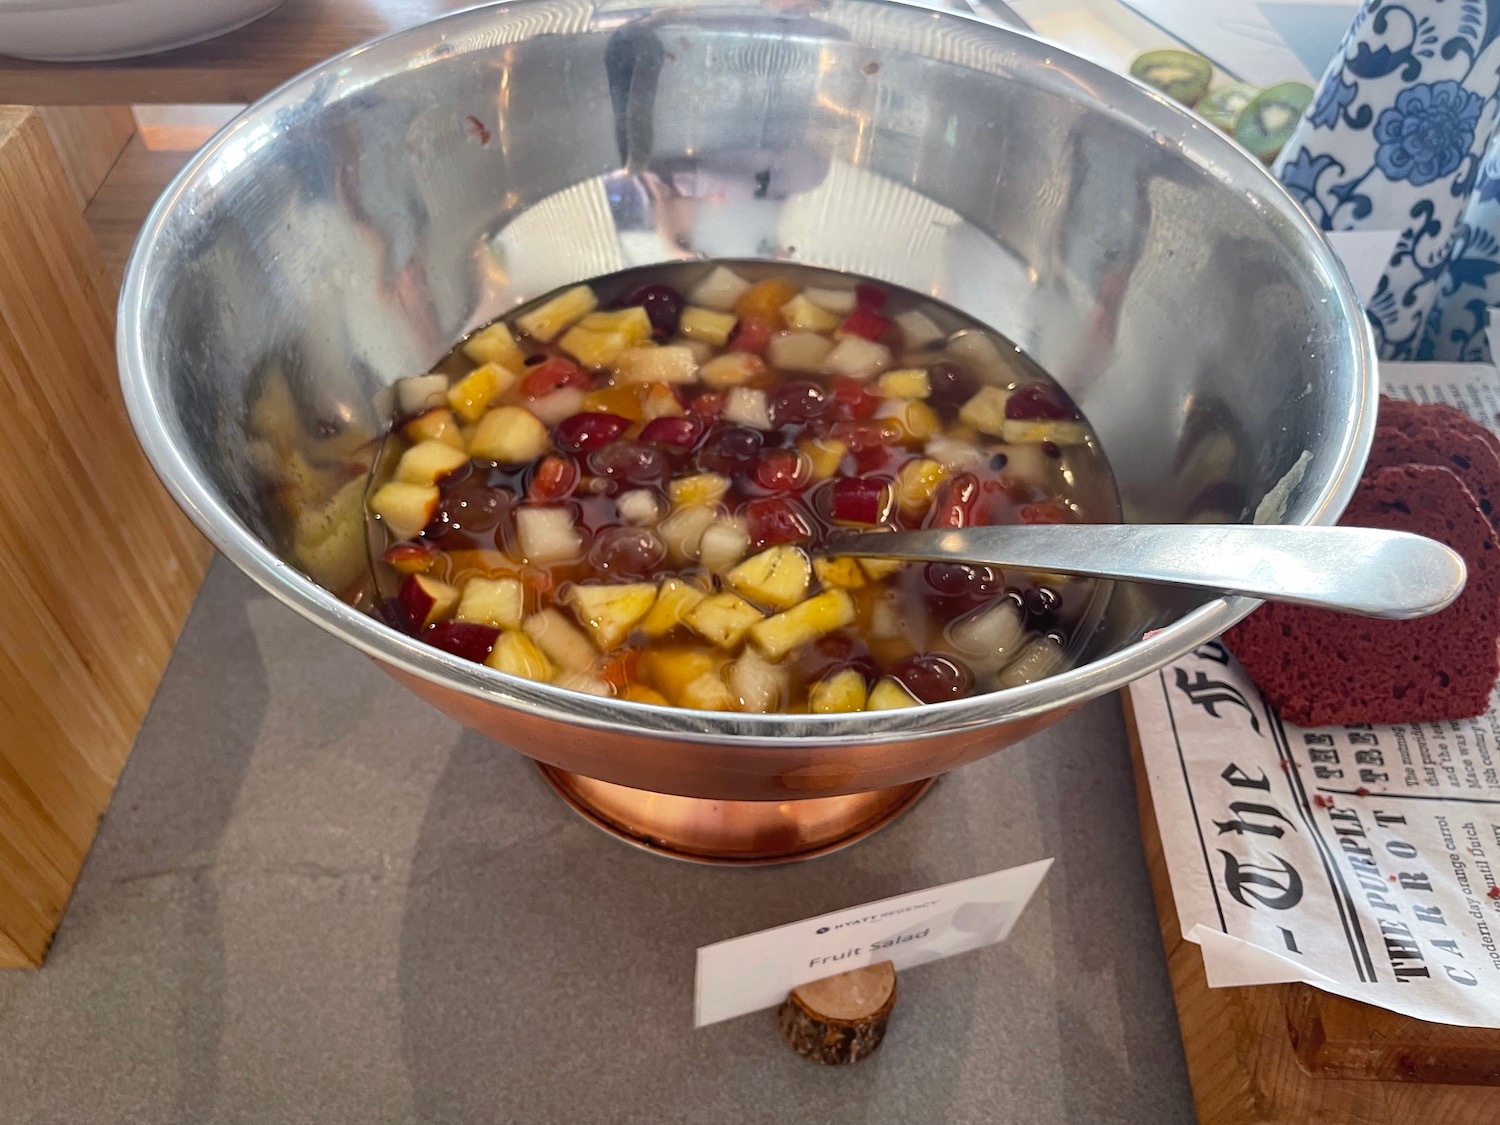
left=824, top=525, right=1467, bottom=620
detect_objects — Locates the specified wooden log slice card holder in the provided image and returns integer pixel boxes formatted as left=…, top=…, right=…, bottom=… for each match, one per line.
left=1122, top=691, right=1500, bottom=1124
left=778, top=961, right=897, bottom=1065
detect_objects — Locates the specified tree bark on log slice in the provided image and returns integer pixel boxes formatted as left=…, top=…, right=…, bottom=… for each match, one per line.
left=777, top=961, right=897, bottom=1065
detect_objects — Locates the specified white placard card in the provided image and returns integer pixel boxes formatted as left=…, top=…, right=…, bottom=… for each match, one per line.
left=694, top=859, right=1052, bottom=1027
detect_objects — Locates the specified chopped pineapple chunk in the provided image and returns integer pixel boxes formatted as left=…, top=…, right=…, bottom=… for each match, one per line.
left=1000, top=419, right=1091, bottom=446
left=880, top=399, right=942, bottom=443
left=895, top=458, right=950, bottom=516
left=679, top=306, right=738, bottom=347
left=368, top=481, right=438, bottom=540
left=515, top=284, right=598, bottom=342
left=681, top=671, right=736, bottom=711
left=622, top=684, right=671, bottom=707
left=685, top=592, right=765, bottom=648
left=469, top=405, right=551, bottom=463
left=726, top=545, right=811, bottom=610
left=730, top=648, right=789, bottom=712
left=395, top=439, right=469, bottom=485
left=403, top=407, right=466, bottom=450
left=641, top=646, right=719, bottom=704
left=463, top=322, right=526, bottom=370
left=878, top=368, right=931, bottom=399
left=640, top=382, right=687, bottom=418
left=579, top=306, right=653, bottom=342
left=456, top=576, right=525, bottom=630
left=867, top=677, right=920, bottom=710
left=669, top=473, right=731, bottom=507
left=448, top=362, right=517, bottom=423
left=799, top=437, right=847, bottom=481
left=750, top=589, right=856, bottom=661
left=486, top=630, right=555, bottom=682
left=780, top=293, right=839, bottom=333
left=812, top=556, right=866, bottom=589
left=857, top=556, right=904, bottom=580
left=699, top=352, right=763, bottom=389
left=698, top=517, right=750, bottom=574
left=522, top=609, right=597, bottom=672
left=659, top=504, right=717, bottom=564
left=558, top=325, right=635, bottom=370
left=640, top=577, right=708, bottom=638
left=810, top=668, right=868, bottom=713
left=564, top=582, right=658, bottom=650
left=614, top=346, right=699, bottom=385
left=958, top=386, right=1011, bottom=436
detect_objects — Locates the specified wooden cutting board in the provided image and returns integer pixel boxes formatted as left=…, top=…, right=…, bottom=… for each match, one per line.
left=1122, top=690, right=1500, bottom=1124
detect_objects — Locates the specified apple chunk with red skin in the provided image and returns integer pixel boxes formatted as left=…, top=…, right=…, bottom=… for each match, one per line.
left=400, top=573, right=460, bottom=629
left=426, top=620, right=500, bottom=663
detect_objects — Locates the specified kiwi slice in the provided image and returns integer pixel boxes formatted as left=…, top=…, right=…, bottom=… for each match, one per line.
left=1235, top=82, right=1314, bottom=163
left=1129, top=49, right=1213, bottom=107
left=1198, top=82, right=1260, bottom=132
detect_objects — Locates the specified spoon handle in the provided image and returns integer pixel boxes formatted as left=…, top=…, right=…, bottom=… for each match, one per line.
left=825, top=525, right=1467, bottom=620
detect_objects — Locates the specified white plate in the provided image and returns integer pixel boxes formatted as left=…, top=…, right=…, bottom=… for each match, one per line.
left=0, top=0, right=283, bottom=62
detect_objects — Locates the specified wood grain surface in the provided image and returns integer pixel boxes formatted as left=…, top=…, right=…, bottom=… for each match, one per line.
left=0, top=108, right=211, bottom=967
left=1123, top=689, right=1500, bottom=1124
left=0, top=1, right=469, bottom=106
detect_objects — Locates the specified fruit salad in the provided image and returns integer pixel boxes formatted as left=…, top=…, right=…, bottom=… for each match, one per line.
left=364, top=262, right=1118, bottom=713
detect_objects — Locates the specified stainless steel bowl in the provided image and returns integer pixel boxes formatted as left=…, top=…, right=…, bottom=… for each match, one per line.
left=119, top=0, right=1375, bottom=862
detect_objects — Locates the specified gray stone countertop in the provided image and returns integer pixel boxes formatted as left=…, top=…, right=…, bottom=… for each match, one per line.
left=0, top=561, right=1195, bottom=1124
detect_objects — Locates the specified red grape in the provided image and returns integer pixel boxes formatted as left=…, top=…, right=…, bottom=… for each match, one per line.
left=769, top=381, right=830, bottom=427
left=1006, top=383, right=1078, bottom=420
left=556, top=412, right=630, bottom=453
left=830, top=377, right=880, bottom=421
left=728, top=315, right=773, bottom=354
left=746, top=497, right=813, bottom=548
left=427, top=477, right=510, bottom=541
left=689, top=391, right=725, bottom=421
left=930, top=473, right=980, bottom=529
left=829, top=478, right=891, bottom=525
left=638, top=415, right=705, bottom=449
left=525, top=455, right=579, bottom=502
left=588, top=440, right=670, bottom=488
left=590, top=526, right=667, bottom=577
left=629, top=284, right=684, bottom=337
left=520, top=357, right=588, bottom=399
left=924, top=562, right=1001, bottom=597
left=754, top=448, right=811, bottom=492
left=926, top=361, right=978, bottom=409
left=840, top=308, right=889, bottom=341
left=1019, top=499, right=1071, bottom=524
left=892, top=653, right=973, bottom=703
left=854, top=283, right=887, bottom=313
left=696, top=425, right=764, bottom=475
left=426, top=621, right=501, bottom=663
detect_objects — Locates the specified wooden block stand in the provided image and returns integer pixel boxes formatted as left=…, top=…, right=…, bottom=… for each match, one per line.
left=1123, top=691, right=1500, bottom=1124
left=0, top=107, right=211, bottom=968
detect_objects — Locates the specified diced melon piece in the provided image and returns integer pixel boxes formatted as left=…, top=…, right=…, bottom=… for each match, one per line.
left=529, top=386, right=588, bottom=427
left=879, top=399, right=942, bottom=443
left=515, top=284, right=598, bottom=342
left=681, top=671, right=736, bottom=711
left=395, top=439, right=469, bottom=485
left=398, top=373, right=450, bottom=414
left=925, top=434, right=988, bottom=472
left=515, top=506, right=583, bottom=564
left=858, top=556, right=904, bottom=580
left=804, top=286, right=857, bottom=314
left=614, top=346, right=699, bottom=385
left=564, top=582, right=658, bottom=650
left=867, top=677, right=920, bottom=710
left=522, top=608, right=597, bottom=672
left=1000, top=419, right=1091, bottom=446
left=448, top=362, right=518, bottom=422
left=463, top=321, right=526, bottom=370
left=800, top=437, right=847, bottom=481
left=895, top=458, right=950, bottom=516
left=456, top=576, right=525, bottom=630
left=669, top=337, right=716, bottom=364
left=558, top=325, right=636, bottom=370
left=812, top=556, right=866, bottom=589
left=698, top=517, right=750, bottom=574
left=822, top=336, right=892, bottom=379
left=486, top=630, right=555, bottom=682
left=668, top=472, right=730, bottom=507
left=555, top=671, right=612, bottom=697
left=998, top=636, right=1067, bottom=688
left=948, top=600, right=1026, bottom=673
left=699, top=352, right=763, bottom=389
left=622, top=684, right=671, bottom=706
left=810, top=668, right=868, bottom=713
left=640, top=383, right=687, bottom=420
left=894, top=308, right=945, bottom=350
left=730, top=647, right=789, bottom=712
left=368, top=481, right=439, bottom=540
left=403, top=407, right=466, bottom=450
left=686, top=592, right=765, bottom=649
left=723, top=386, right=772, bottom=430
left=690, top=265, right=752, bottom=311
left=766, top=331, right=833, bottom=372
left=616, top=489, right=664, bottom=526
left=726, top=545, right=811, bottom=610
left=659, top=503, right=717, bottom=564
left=640, top=577, right=708, bottom=638
left=579, top=306, right=653, bottom=344
left=780, top=293, right=839, bottom=333
left=679, top=307, right=738, bottom=347
left=470, top=405, right=551, bottom=463
left=750, top=589, right=856, bottom=661
left=958, top=386, right=1011, bottom=436
left=641, top=646, right=719, bottom=703
left=878, top=368, right=931, bottom=399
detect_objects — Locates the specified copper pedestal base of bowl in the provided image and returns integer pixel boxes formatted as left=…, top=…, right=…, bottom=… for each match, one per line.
left=535, top=765, right=937, bottom=865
